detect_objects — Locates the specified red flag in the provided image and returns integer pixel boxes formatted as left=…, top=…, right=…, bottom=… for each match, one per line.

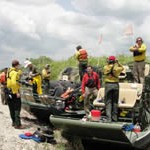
left=98, top=34, right=103, bottom=44
left=123, top=24, right=133, bottom=36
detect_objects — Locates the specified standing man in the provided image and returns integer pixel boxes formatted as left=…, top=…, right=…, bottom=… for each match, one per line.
left=42, top=64, right=51, bottom=94
left=81, top=65, right=100, bottom=119
left=129, top=37, right=147, bottom=84
left=103, top=56, right=124, bottom=122
left=24, top=60, right=42, bottom=101
left=75, top=45, right=88, bottom=82
left=6, top=60, right=24, bottom=129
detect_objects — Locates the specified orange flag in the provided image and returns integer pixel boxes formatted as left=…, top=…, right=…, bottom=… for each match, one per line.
left=98, top=34, right=103, bottom=44
left=123, top=24, right=133, bottom=36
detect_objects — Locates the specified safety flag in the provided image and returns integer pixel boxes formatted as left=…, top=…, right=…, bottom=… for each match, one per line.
left=123, top=24, right=133, bottom=36
left=98, top=34, right=103, bottom=44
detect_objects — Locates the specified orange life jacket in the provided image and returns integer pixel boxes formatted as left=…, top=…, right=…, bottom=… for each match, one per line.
left=0, top=72, right=6, bottom=84
left=61, top=88, right=74, bottom=99
left=79, top=49, right=88, bottom=60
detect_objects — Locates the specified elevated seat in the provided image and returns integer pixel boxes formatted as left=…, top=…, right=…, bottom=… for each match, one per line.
left=145, top=64, right=150, bottom=76
left=119, top=65, right=129, bottom=79
left=119, top=83, right=143, bottom=100
left=93, top=88, right=138, bottom=109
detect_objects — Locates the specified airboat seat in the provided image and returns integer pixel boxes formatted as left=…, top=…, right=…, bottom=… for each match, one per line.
left=119, top=83, right=143, bottom=100
left=119, top=65, right=129, bottom=79
left=145, top=64, right=150, bottom=76
left=93, top=88, right=138, bottom=109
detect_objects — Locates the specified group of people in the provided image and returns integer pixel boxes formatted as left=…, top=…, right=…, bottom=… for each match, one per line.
left=0, top=36, right=147, bottom=129
left=0, top=59, right=51, bottom=129
left=76, top=46, right=124, bottom=121
left=75, top=36, right=147, bottom=121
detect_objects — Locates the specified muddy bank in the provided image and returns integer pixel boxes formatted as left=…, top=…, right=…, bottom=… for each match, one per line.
left=0, top=101, right=68, bottom=150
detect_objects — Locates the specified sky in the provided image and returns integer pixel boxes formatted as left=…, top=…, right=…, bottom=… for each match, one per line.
left=0, top=0, right=150, bottom=68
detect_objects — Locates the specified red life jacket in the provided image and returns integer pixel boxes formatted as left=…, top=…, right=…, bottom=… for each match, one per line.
left=0, top=72, right=6, bottom=84
left=79, top=49, right=88, bottom=60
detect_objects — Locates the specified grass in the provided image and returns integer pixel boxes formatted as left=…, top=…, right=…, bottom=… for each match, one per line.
left=24, top=55, right=135, bottom=80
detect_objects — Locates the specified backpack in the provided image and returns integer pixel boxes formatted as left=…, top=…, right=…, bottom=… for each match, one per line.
left=6, top=68, right=12, bottom=88
left=0, top=72, right=6, bottom=84
left=33, top=127, right=56, bottom=144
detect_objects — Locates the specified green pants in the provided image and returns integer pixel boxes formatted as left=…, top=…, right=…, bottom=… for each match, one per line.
left=133, top=61, right=145, bottom=84
left=104, top=82, right=119, bottom=121
left=7, top=93, right=21, bottom=126
left=42, top=79, right=50, bottom=94
left=1, top=86, right=7, bottom=105
left=79, top=61, right=87, bottom=81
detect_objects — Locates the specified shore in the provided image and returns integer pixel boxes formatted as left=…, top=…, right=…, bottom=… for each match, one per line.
left=0, top=100, right=67, bottom=150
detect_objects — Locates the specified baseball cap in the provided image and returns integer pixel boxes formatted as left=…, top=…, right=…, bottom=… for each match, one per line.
left=108, top=56, right=116, bottom=61
left=24, top=60, right=32, bottom=68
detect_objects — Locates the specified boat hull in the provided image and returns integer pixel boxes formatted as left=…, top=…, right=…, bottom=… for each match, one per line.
left=21, top=97, right=85, bottom=123
left=20, top=86, right=85, bottom=122
left=50, top=115, right=150, bottom=149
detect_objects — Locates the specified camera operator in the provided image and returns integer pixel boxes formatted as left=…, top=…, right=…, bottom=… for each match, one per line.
left=103, top=56, right=124, bottom=122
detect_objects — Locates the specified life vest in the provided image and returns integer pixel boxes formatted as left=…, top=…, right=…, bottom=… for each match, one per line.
left=79, top=49, right=88, bottom=60
left=61, top=88, right=74, bottom=99
left=6, top=68, right=21, bottom=93
left=0, top=72, right=6, bottom=84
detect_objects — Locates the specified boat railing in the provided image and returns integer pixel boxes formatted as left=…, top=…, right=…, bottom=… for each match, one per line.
left=21, top=86, right=66, bottom=106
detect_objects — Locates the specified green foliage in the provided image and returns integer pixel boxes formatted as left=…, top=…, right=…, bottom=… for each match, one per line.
left=30, top=56, right=53, bottom=69
left=25, top=55, right=144, bottom=80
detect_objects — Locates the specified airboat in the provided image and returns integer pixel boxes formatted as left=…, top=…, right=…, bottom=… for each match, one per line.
left=50, top=64, right=150, bottom=150
left=20, top=62, right=150, bottom=149
left=20, top=67, right=86, bottom=122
